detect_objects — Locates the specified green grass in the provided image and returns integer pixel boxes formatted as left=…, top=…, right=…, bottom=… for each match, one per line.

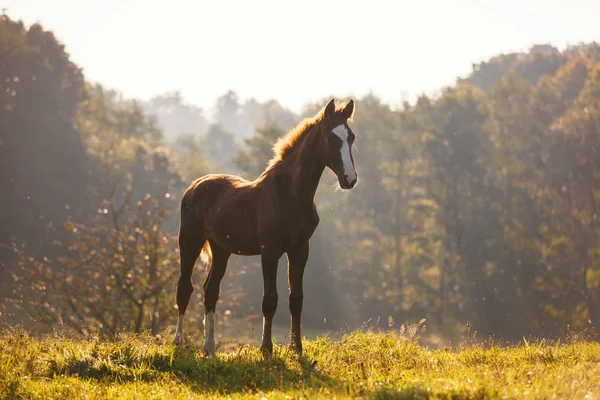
left=1, top=328, right=599, bottom=399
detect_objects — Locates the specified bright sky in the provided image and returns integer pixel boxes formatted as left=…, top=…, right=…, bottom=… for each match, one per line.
left=2, top=0, right=599, bottom=113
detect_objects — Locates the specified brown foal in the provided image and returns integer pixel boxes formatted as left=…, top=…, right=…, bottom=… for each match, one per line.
left=173, top=98, right=358, bottom=357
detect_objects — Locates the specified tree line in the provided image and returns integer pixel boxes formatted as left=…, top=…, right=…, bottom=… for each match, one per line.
left=1, top=14, right=599, bottom=342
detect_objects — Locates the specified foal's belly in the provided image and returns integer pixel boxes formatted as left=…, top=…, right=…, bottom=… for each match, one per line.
left=210, top=232, right=262, bottom=256
left=205, top=208, right=262, bottom=256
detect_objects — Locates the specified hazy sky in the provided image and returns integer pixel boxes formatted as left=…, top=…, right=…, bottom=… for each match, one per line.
left=2, top=0, right=599, bottom=113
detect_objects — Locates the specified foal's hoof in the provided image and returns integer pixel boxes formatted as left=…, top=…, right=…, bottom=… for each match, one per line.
left=172, top=334, right=184, bottom=346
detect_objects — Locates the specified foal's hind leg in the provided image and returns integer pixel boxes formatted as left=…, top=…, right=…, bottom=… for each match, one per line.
left=287, top=242, right=309, bottom=356
left=260, top=248, right=282, bottom=358
left=173, top=230, right=203, bottom=345
left=202, top=242, right=230, bottom=355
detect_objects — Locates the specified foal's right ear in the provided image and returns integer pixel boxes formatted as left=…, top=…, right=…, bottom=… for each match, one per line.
left=342, top=99, right=355, bottom=120
left=323, top=98, right=336, bottom=120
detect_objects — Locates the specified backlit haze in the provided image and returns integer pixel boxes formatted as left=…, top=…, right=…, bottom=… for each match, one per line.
left=3, top=0, right=600, bottom=112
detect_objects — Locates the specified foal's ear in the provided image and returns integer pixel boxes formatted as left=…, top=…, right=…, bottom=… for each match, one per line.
left=323, top=98, right=336, bottom=120
left=342, top=99, right=355, bottom=120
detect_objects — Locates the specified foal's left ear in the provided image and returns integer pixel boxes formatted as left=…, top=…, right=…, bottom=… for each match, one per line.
left=324, top=98, right=336, bottom=120
left=342, top=99, right=355, bottom=120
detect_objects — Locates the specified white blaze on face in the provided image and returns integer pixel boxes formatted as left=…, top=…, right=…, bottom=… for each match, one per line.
left=203, top=311, right=215, bottom=354
left=332, top=124, right=357, bottom=183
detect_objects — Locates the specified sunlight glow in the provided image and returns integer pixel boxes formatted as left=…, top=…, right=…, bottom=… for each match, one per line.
left=2, top=0, right=599, bottom=111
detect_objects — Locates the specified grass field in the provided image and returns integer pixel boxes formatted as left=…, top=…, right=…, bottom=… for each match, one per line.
left=1, top=327, right=600, bottom=399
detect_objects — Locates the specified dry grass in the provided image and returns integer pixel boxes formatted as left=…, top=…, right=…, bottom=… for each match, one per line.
left=1, top=324, right=599, bottom=399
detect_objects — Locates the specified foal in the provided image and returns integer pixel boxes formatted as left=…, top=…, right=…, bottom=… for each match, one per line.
left=173, top=99, right=358, bottom=357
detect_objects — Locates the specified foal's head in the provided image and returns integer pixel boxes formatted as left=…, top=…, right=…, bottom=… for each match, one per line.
left=320, top=99, right=358, bottom=189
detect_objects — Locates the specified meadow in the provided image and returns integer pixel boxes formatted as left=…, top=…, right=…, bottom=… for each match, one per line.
left=2, top=326, right=599, bottom=399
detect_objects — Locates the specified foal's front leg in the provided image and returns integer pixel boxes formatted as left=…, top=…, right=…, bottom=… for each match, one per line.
left=260, top=249, right=281, bottom=358
left=202, top=243, right=230, bottom=355
left=287, top=242, right=308, bottom=356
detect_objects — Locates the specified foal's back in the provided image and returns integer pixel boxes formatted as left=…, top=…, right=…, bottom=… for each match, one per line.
left=183, top=174, right=252, bottom=212
left=181, top=173, right=267, bottom=256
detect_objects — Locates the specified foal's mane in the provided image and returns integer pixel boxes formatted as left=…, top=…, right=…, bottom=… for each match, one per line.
left=267, top=114, right=322, bottom=169
left=267, top=101, right=352, bottom=170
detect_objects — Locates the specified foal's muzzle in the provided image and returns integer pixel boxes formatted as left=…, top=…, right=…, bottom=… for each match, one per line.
left=340, top=173, right=358, bottom=189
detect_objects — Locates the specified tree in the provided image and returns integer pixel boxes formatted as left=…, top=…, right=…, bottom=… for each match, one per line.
left=215, top=90, right=248, bottom=138
left=143, top=91, right=208, bottom=141
left=200, top=123, right=239, bottom=174
left=171, top=134, right=214, bottom=182
left=0, top=15, right=90, bottom=293
left=8, top=193, right=178, bottom=336
left=234, top=122, right=285, bottom=179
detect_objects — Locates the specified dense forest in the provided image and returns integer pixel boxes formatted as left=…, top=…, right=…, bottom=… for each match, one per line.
left=1, top=14, right=599, bottom=344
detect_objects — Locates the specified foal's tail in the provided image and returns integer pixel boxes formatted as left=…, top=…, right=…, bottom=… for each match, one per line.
left=199, top=241, right=212, bottom=267
left=180, top=186, right=211, bottom=268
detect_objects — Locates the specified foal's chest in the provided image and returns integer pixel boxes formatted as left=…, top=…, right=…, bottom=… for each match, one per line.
left=283, top=204, right=319, bottom=249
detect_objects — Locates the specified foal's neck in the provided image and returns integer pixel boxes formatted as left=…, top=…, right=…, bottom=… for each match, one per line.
left=280, top=126, right=325, bottom=202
